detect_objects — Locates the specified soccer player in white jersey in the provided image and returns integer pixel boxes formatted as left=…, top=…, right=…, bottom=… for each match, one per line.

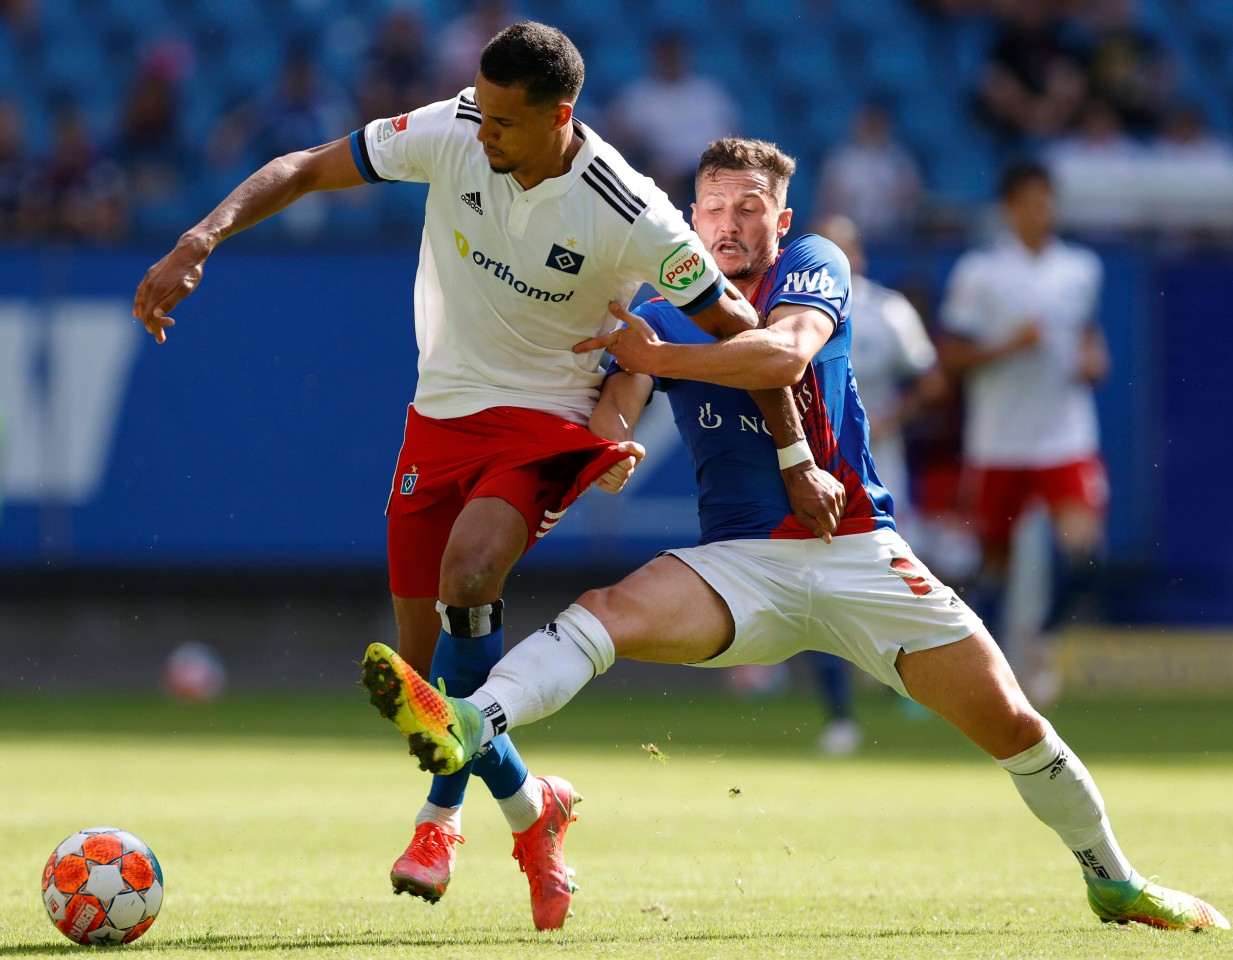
left=132, top=24, right=845, bottom=930
left=938, top=161, right=1110, bottom=703
left=362, top=137, right=1227, bottom=933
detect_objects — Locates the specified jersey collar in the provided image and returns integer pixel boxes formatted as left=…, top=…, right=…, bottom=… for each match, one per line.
left=502, top=120, right=596, bottom=237
left=523, top=118, right=595, bottom=198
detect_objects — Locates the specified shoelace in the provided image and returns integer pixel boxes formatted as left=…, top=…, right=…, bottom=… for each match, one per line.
left=408, top=826, right=464, bottom=867
left=512, top=831, right=566, bottom=901
left=512, top=839, right=543, bottom=898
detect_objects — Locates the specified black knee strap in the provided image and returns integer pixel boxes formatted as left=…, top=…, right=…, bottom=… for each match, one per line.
left=437, top=599, right=504, bottom=638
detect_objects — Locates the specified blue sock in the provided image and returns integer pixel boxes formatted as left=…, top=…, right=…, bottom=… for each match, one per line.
left=965, top=573, right=1005, bottom=639
left=1043, top=545, right=1101, bottom=633
left=425, top=602, right=528, bottom=808
left=808, top=652, right=853, bottom=721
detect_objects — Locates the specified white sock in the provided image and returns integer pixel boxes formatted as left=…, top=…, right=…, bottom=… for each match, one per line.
left=465, top=603, right=616, bottom=745
left=495, top=775, right=544, bottom=834
left=997, top=722, right=1135, bottom=881
left=415, top=801, right=462, bottom=834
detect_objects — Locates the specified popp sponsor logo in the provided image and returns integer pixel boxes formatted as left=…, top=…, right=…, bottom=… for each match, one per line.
left=659, top=242, right=705, bottom=290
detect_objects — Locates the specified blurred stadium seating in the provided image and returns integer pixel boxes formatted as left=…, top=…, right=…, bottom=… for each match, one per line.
left=2, top=1, right=1233, bottom=670
left=1, top=0, right=1229, bottom=241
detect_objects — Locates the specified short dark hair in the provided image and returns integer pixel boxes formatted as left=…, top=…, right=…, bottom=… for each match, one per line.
left=696, top=137, right=797, bottom=206
left=999, top=159, right=1052, bottom=201
left=479, top=21, right=585, bottom=107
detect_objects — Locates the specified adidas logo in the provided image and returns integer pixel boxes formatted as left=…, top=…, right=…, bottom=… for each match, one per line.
left=461, top=190, right=483, bottom=215
left=482, top=702, right=509, bottom=736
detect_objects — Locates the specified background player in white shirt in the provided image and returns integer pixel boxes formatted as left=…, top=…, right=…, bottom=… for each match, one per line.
left=939, top=160, right=1109, bottom=703
left=803, top=213, right=947, bottom=756
left=132, top=22, right=845, bottom=930
left=362, top=137, right=1226, bottom=934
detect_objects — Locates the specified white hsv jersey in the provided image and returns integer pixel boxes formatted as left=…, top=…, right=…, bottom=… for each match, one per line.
left=847, top=274, right=937, bottom=500
left=849, top=275, right=936, bottom=424
left=940, top=235, right=1103, bottom=467
left=351, top=90, right=724, bottom=424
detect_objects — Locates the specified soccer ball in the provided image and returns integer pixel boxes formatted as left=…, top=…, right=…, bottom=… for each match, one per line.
left=162, top=641, right=227, bottom=703
left=41, top=827, right=164, bottom=945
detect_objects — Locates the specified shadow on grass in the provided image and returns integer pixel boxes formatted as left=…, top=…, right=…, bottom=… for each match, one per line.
left=0, top=923, right=1126, bottom=955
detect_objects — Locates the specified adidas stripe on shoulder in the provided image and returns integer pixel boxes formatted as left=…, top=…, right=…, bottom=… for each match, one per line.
left=457, top=95, right=481, bottom=125
left=582, top=157, right=648, bottom=224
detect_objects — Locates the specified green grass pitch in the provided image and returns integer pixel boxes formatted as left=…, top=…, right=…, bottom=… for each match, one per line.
left=1, top=688, right=1230, bottom=959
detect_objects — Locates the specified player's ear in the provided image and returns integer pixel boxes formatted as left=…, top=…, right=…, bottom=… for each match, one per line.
left=690, top=202, right=698, bottom=230
left=551, top=101, right=573, bottom=131
left=777, top=207, right=793, bottom=238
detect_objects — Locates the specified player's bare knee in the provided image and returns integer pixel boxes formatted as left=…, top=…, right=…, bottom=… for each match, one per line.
left=1003, top=701, right=1049, bottom=756
left=574, top=586, right=641, bottom=658
left=1055, top=506, right=1102, bottom=547
left=575, top=584, right=613, bottom=616
left=437, top=556, right=510, bottom=606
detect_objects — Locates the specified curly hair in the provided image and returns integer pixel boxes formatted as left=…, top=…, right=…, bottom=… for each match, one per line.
left=479, top=21, right=585, bottom=107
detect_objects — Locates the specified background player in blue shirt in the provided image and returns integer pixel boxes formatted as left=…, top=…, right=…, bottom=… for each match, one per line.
left=363, top=137, right=1227, bottom=933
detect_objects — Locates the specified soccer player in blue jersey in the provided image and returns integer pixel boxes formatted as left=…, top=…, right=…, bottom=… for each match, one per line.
left=363, top=138, right=1227, bottom=932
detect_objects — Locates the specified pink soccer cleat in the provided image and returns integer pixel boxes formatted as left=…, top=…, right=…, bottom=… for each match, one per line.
left=390, top=822, right=465, bottom=903
left=510, top=776, right=582, bottom=930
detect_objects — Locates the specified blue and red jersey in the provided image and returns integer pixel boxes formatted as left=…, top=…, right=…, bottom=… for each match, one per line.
left=622, top=233, right=896, bottom=544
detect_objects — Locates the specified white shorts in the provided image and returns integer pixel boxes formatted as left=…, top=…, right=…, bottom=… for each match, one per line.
left=664, top=529, right=983, bottom=698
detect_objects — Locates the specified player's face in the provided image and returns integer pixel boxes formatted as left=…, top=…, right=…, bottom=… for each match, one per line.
left=473, top=73, right=570, bottom=177
left=691, top=168, right=791, bottom=282
left=1005, top=178, right=1056, bottom=246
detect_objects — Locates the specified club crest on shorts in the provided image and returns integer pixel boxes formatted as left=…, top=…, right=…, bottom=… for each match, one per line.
left=400, top=467, right=419, bottom=496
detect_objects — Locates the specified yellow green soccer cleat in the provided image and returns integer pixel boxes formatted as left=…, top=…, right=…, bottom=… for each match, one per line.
left=360, top=642, right=483, bottom=775
left=1086, top=874, right=1231, bottom=931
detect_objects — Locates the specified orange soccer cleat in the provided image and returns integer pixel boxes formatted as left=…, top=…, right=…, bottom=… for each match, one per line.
left=389, top=822, right=465, bottom=903
left=511, top=776, right=582, bottom=930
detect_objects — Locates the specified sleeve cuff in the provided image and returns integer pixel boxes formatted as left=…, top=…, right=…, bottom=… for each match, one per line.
left=350, top=129, right=384, bottom=184
left=678, top=275, right=724, bottom=316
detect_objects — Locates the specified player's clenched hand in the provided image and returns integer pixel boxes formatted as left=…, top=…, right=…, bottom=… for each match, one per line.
left=782, top=463, right=847, bottom=542
left=132, top=234, right=212, bottom=344
left=594, top=440, right=646, bottom=494
left=572, top=302, right=665, bottom=375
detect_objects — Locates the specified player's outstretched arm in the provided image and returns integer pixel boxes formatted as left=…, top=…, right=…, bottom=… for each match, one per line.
left=576, top=302, right=834, bottom=389
left=1077, top=324, right=1110, bottom=384
left=745, top=385, right=847, bottom=542
left=937, top=323, right=1040, bottom=376
left=689, top=282, right=761, bottom=338
left=133, top=137, right=366, bottom=343
left=588, top=370, right=653, bottom=494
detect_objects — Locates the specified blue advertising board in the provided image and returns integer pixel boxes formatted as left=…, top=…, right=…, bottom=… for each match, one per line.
left=1, top=245, right=1230, bottom=621
left=0, top=247, right=700, bottom=570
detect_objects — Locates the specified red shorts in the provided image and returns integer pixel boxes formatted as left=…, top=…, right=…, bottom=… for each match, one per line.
left=386, top=404, right=627, bottom=598
left=962, top=455, right=1108, bottom=551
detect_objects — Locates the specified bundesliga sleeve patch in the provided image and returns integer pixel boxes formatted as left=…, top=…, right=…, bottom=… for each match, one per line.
left=375, top=112, right=409, bottom=144
left=659, top=242, right=706, bottom=290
